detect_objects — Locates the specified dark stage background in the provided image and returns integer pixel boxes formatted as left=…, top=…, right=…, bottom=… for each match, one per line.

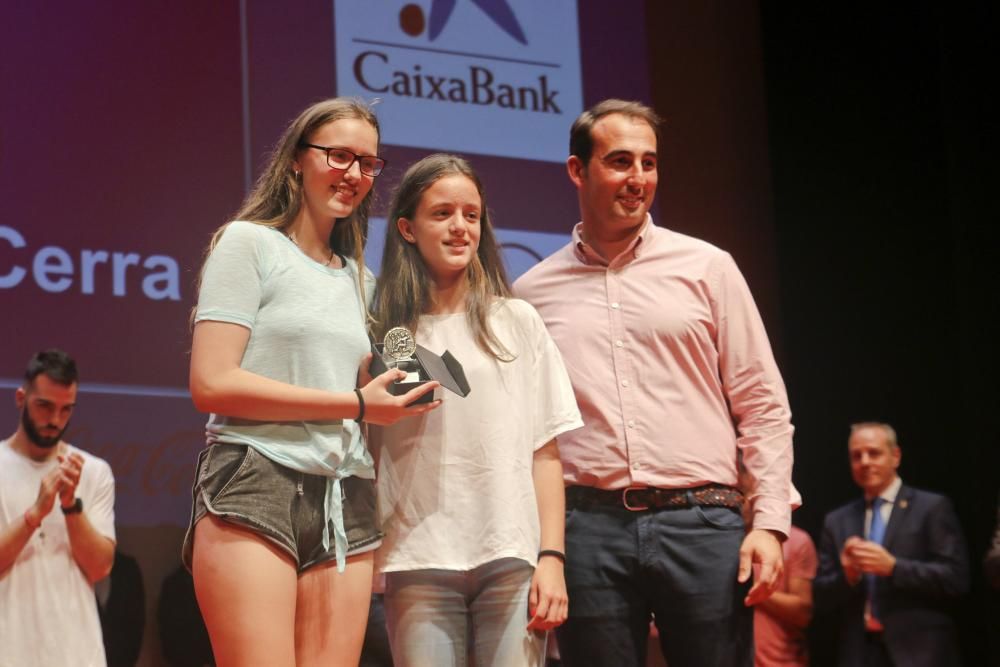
left=760, top=1, right=999, bottom=540
left=755, top=3, right=999, bottom=664
left=2, top=1, right=996, bottom=664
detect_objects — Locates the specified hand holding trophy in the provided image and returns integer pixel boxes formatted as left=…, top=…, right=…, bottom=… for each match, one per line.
left=371, top=326, right=471, bottom=405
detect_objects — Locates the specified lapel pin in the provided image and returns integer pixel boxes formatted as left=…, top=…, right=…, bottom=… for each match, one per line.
left=899, top=499, right=908, bottom=509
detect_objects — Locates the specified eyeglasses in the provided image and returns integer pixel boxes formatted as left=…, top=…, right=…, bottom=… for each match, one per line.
left=299, top=143, right=387, bottom=177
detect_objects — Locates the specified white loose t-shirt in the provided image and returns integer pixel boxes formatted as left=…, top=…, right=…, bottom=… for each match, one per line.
left=0, top=439, right=116, bottom=667
left=375, top=299, right=582, bottom=572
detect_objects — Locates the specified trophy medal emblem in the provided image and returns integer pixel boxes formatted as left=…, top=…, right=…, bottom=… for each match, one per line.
left=382, top=326, right=421, bottom=383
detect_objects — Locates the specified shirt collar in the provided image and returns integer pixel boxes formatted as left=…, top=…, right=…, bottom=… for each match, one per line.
left=572, top=214, right=653, bottom=266
left=867, top=475, right=902, bottom=506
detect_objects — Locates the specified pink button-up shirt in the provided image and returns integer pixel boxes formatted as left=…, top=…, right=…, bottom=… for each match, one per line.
left=514, top=216, right=796, bottom=534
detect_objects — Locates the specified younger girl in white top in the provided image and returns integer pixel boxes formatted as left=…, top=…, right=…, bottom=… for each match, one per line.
left=372, top=154, right=582, bottom=666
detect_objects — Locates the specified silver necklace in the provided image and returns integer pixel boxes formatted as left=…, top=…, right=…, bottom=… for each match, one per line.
left=288, top=232, right=335, bottom=267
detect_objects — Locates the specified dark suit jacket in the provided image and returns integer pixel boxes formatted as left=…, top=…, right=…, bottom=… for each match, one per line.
left=814, top=484, right=969, bottom=667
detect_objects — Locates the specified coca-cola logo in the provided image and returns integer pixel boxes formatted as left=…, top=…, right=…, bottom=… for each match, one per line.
left=70, top=425, right=203, bottom=525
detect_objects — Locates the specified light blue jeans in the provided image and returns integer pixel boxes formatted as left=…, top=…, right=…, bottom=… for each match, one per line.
left=384, top=557, right=546, bottom=667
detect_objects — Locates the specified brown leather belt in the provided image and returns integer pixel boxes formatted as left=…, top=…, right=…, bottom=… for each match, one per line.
left=566, top=483, right=744, bottom=512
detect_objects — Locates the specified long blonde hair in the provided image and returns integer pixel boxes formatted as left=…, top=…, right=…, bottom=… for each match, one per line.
left=196, top=98, right=380, bottom=320
left=372, top=154, right=513, bottom=361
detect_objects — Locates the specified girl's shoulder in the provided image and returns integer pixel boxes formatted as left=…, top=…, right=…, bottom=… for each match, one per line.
left=492, top=297, right=543, bottom=325
left=490, top=298, right=549, bottom=347
left=224, top=219, right=274, bottom=237
left=214, top=220, right=284, bottom=250
left=344, top=256, right=377, bottom=287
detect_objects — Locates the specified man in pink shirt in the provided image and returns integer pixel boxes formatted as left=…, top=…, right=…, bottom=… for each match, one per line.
left=514, top=99, right=795, bottom=666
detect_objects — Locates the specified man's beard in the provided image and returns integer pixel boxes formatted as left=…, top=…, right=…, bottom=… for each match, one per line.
left=21, top=408, right=67, bottom=449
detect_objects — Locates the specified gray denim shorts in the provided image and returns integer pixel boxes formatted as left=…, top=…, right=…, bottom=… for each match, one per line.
left=181, top=443, right=382, bottom=573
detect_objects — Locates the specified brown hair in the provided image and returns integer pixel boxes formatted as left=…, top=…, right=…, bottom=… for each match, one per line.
left=372, top=154, right=513, bottom=361
left=24, top=349, right=78, bottom=387
left=569, top=99, right=662, bottom=165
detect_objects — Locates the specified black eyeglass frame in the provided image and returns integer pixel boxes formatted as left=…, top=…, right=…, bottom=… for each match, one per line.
left=299, top=143, right=387, bottom=177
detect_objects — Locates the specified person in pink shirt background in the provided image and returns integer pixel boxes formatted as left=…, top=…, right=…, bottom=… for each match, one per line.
left=754, top=525, right=817, bottom=666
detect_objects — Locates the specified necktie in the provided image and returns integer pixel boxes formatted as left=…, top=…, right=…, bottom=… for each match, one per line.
left=866, top=497, right=886, bottom=619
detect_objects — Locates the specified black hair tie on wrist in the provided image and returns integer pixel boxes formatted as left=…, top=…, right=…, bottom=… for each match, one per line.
left=354, top=388, right=365, bottom=422
left=538, top=549, right=566, bottom=564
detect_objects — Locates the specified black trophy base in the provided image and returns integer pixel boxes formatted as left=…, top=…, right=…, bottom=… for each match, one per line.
left=389, top=358, right=435, bottom=405
left=370, top=345, right=435, bottom=405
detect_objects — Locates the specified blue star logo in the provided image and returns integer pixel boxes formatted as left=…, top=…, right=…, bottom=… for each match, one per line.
left=427, top=0, right=528, bottom=44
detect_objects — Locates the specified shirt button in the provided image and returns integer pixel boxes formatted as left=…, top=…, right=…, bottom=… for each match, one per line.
left=611, top=302, right=620, bottom=309
left=631, top=461, right=641, bottom=470
left=621, top=379, right=630, bottom=388
left=615, top=340, right=624, bottom=348
left=627, top=420, right=635, bottom=428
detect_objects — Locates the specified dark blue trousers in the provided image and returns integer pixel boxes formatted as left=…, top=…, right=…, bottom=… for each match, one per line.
left=556, top=502, right=752, bottom=667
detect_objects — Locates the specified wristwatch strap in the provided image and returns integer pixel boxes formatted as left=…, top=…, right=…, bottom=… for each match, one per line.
left=61, top=498, right=84, bottom=515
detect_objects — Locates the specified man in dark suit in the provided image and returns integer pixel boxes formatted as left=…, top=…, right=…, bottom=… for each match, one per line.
left=814, top=422, right=969, bottom=666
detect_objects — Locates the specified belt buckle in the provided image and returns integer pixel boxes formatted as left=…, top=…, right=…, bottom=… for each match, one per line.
left=622, top=486, right=650, bottom=511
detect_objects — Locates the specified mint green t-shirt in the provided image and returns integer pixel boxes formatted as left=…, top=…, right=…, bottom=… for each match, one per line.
left=195, top=220, right=375, bottom=567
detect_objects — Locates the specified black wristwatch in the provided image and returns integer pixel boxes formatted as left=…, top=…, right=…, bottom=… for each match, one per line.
left=61, top=498, right=84, bottom=515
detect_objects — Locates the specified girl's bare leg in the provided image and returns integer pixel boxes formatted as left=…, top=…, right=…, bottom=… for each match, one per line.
left=295, top=550, right=375, bottom=667
left=193, top=515, right=298, bottom=667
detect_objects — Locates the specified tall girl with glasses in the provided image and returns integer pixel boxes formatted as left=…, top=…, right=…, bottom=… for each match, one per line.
left=371, top=154, right=582, bottom=666
left=184, top=98, right=439, bottom=667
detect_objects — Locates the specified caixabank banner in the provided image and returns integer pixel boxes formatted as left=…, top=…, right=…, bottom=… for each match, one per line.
left=334, top=0, right=583, bottom=162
